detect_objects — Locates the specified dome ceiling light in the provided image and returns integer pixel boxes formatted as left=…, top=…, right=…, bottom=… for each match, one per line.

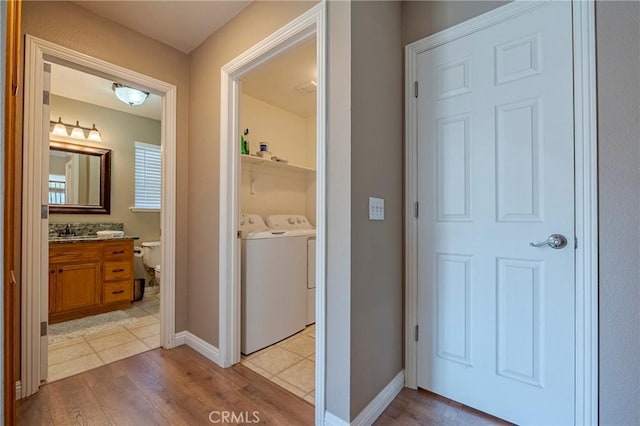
left=112, top=83, right=149, bottom=106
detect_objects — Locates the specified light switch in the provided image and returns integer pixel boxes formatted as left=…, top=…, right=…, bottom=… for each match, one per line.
left=369, top=197, right=384, bottom=221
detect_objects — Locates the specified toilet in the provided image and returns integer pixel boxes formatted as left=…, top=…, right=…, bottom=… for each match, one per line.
left=154, top=265, right=161, bottom=285
left=141, top=241, right=161, bottom=287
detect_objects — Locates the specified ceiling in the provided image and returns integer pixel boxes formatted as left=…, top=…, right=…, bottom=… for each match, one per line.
left=50, top=63, right=162, bottom=120
left=241, top=37, right=317, bottom=118
left=74, top=1, right=251, bottom=54
left=56, top=2, right=315, bottom=119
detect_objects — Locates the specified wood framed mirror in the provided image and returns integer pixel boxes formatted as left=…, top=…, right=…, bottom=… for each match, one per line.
left=48, top=140, right=111, bottom=214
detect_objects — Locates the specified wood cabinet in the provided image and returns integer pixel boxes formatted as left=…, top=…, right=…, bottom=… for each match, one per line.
left=49, top=239, right=134, bottom=323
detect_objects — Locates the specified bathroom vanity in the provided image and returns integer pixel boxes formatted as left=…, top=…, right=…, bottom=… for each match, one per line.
left=48, top=237, right=135, bottom=323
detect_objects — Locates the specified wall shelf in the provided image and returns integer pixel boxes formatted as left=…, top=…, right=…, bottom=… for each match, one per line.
left=241, top=154, right=315, bottom=175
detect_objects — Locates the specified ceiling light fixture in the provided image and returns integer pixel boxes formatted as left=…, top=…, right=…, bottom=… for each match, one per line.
left=112, top=83, right=149, bottom=106
left=49, top=118, right=102, bottom=142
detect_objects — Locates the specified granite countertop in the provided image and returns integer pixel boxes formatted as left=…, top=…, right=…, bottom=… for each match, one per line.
left=49, top=235, right=139, bottom=244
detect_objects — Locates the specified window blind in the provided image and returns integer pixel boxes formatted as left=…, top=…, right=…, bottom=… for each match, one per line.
left=134, top=141, right=161, bottom=209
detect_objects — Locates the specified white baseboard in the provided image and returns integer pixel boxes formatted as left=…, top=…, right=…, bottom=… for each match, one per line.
left=15, top=381, right=22, bottom=400
left=324, top=411, right=349, bottom=426
left=174, top=330, right=187, bottom=346
left=323, top=370, right=404, bottom=426
left=351, top=370, right=404, bottom=426
left=174, top=331, right=222, bottom=367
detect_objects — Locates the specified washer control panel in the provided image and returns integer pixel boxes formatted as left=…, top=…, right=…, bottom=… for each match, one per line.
left=266, top=214, right=313, bottom=230
left=239, top=214, right=268, bottom=233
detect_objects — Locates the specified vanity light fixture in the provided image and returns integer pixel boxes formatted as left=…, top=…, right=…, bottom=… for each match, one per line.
left=49, top=117, right=102, bottom=142
left=70, top=121, right=85, bottom=139
left=112, top=83, right=149, bottom=106
left=87, top=124, right=102, bottom=142
left=51, top=117, right=68, bottom=136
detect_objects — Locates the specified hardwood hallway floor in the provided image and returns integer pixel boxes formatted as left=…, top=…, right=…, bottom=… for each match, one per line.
left=18, top=345, right=508, bottom=425
left=17, top=345, right=314, bottom=425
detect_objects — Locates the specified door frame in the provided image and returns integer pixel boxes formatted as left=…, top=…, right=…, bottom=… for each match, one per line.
left=218, top=3, right=326, bottom=424
left=404, top=1, right=598, bottom=424
left=3, top=0, right=22, bottom=421
left=21, top=35, right=177, bottom=397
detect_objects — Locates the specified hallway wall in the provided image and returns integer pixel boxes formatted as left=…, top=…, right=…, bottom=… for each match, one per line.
left=19, top=0, right=191, bottom=349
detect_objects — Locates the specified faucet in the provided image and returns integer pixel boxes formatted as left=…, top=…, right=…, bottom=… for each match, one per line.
left=58, top=224, right=76, bottom=237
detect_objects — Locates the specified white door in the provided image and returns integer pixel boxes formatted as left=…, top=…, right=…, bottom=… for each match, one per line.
left=416, top=3, right=575, bottom=425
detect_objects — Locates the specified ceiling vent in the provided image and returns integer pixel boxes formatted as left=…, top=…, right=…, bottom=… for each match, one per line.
left=295, top=80, right=317, bottom=95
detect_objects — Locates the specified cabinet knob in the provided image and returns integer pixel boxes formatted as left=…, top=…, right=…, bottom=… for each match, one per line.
left=112, top=268, right=125, bottom=273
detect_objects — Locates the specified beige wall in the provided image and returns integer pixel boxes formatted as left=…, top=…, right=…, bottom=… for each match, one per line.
left=49, top=95, right=162, bottom=243
left=402, top=1, right=507, bottom=45
left=240, top=167, right=309, bottom=220
left=403, top=1, right=640, bottom=424
left=239, top=94, right=316, bottom=223
left=350, top=1, right=403, bottom=420
left=595, top=2, right=640, bottom=424
left=240, top=94, right=313, bottom=168
left=21, top=1, right=190, bottom=331
left=188, top=1, right=316, bottom=346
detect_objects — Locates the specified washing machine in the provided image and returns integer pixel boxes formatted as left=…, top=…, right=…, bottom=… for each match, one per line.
left=266, top=215, right=316, bottom=326
left=240, top=214, right=307, bottom=355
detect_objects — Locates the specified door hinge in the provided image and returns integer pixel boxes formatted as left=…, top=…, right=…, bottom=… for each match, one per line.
left=414, top=324, right=419, bottom=341
left=575, top=237, right=578, bottom=249
left=41, top=204, right=48, bottom=219
left=40, top=322, right=47, bottom=337
left=414, top=201, right=419, bottom=218
left=414, top=81, right=418, bottom=98
left=43, top=90, right=50, bottom=106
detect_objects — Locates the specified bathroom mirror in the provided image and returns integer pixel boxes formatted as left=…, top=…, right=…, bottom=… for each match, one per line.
left=48, top=140, right=111, bottom=214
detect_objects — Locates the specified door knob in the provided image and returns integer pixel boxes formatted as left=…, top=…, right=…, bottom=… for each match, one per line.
left=529, top=234, right=568, bottom=249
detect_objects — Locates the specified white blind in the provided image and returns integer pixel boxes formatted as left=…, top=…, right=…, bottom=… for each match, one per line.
left=134, top=141, right=161, bottom=209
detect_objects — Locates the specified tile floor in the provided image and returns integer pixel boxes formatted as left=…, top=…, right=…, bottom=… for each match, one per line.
left=47, top=291, right=160, bottom=383
left=240, top=324, right=316, bottom=404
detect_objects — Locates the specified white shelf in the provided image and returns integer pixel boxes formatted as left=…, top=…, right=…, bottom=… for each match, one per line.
left=241, top=154, right=315, bottom=175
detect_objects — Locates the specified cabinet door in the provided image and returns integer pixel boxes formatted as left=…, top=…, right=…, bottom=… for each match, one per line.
left=55, top=262, right=102, bottom=312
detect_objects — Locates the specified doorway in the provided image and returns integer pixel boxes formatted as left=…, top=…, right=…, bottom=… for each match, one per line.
left=44, top=62, right=163, bottom=382
left=21, top=36, right=177, bottom=398
left=404, top=1, right=598, bottom=425
left=236, top=35, right=317, bottom=404
left=218, top=4, right=326, bottom=423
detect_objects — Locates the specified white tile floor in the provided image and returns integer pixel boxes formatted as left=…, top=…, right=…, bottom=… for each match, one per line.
left=240, top=324, right=316, bottom=404
left=46, top=292, right=160, bottom=383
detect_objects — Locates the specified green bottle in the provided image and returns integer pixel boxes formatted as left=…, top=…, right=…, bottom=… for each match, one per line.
left=241, top=129, right=249, bottom=155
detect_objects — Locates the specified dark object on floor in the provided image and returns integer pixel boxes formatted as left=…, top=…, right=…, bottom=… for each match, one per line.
left=133, top=278, right=145, bottom=302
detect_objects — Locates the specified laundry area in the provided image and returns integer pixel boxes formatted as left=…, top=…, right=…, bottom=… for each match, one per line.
left=237, top=36, right=317, bottom=404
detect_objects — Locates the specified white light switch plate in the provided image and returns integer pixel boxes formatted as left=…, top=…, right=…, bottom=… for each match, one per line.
left=369, top=197, right=384, bottom=220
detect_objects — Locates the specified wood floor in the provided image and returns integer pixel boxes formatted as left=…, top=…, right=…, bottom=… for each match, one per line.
left=18, top=345, right=508, bottom=425
left=17, top=346, right=313, bottom=425
left=375, top=388, right=511, bottom=426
